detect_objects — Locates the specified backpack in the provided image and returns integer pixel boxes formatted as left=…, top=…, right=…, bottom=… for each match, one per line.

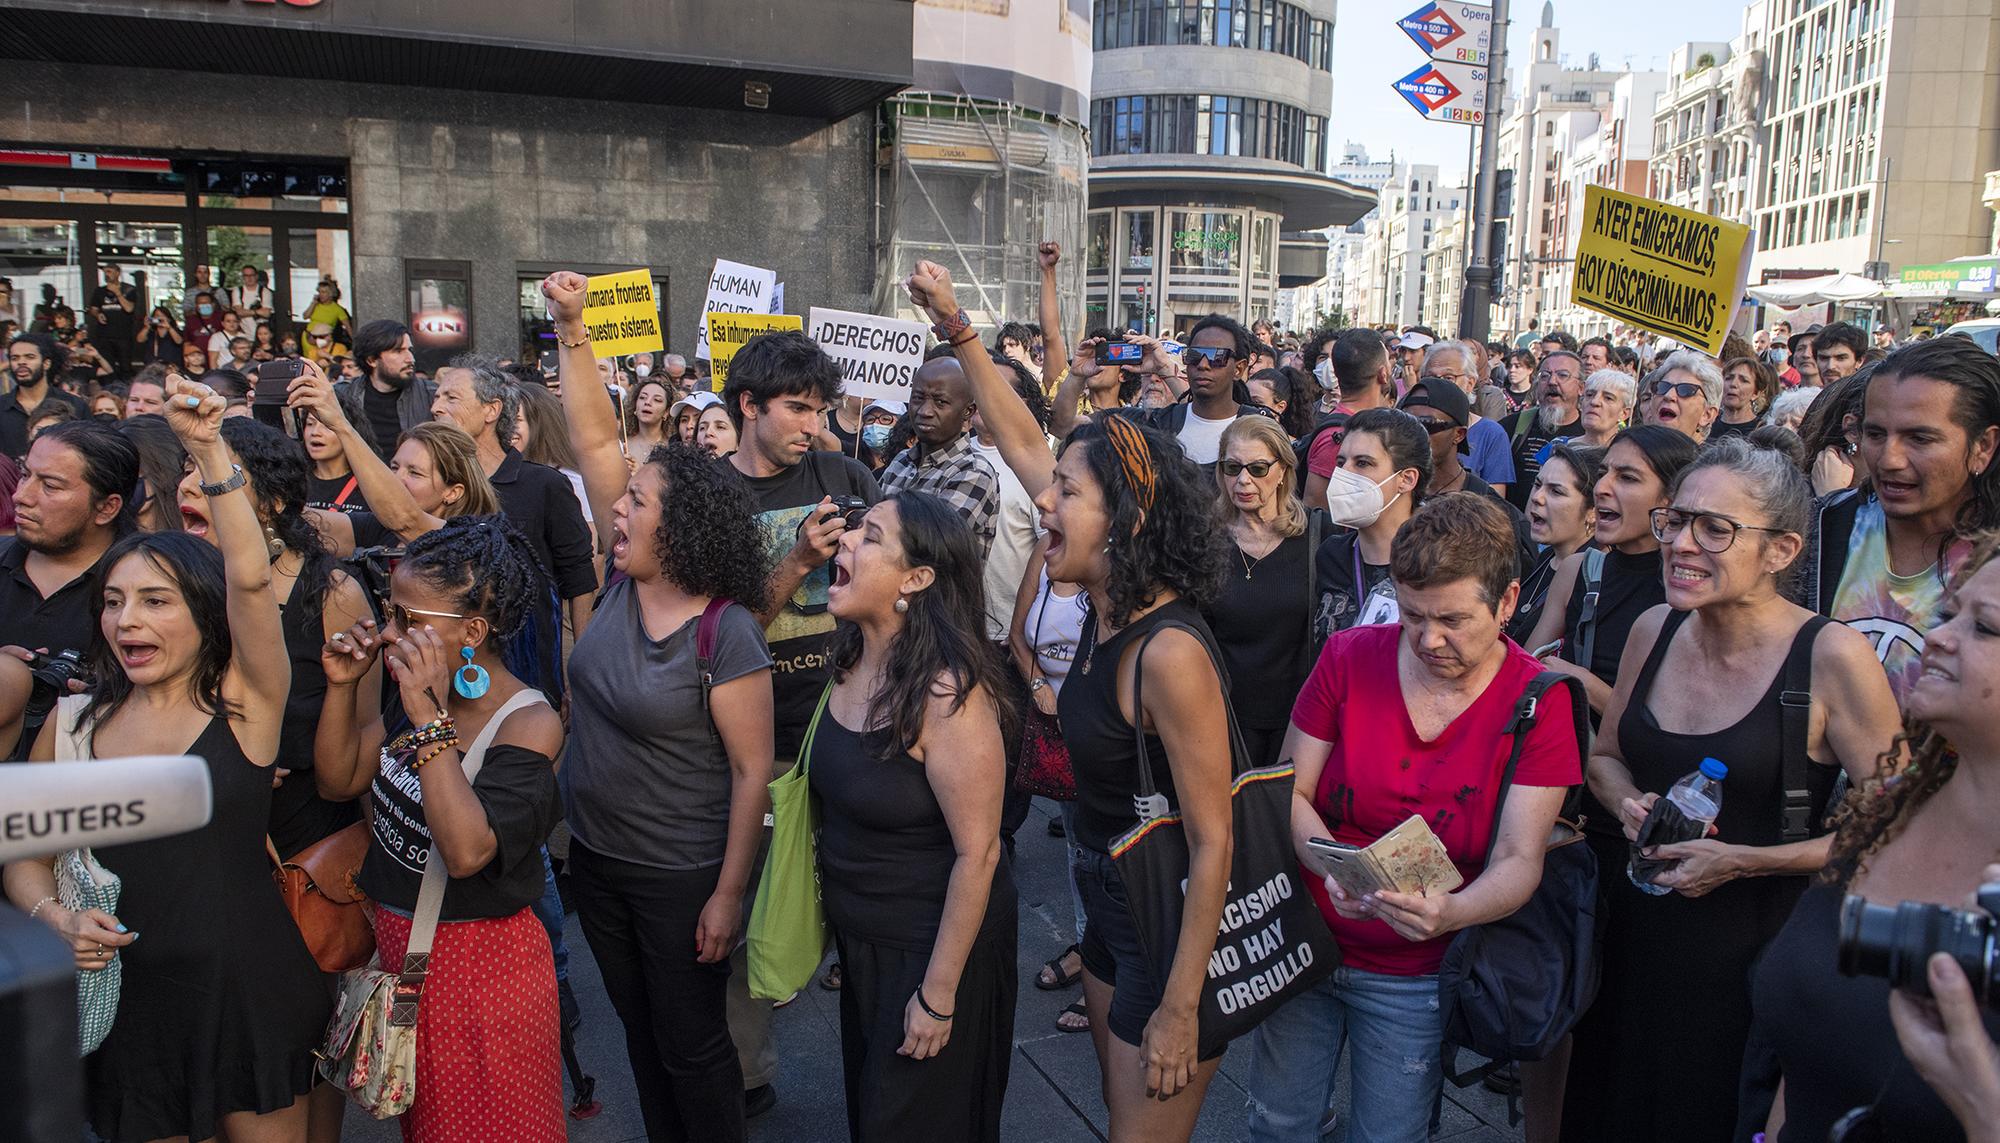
left=1294, top=413, right=1349, bottom=496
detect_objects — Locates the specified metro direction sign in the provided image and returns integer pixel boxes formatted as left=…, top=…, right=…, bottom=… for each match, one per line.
left=1397, top=1, right=1492, bottom=66
left=1391, top=59, right=1489, bottom=123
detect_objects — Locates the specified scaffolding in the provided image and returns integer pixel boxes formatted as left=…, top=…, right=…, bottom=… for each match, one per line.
left=874, top=92, right=1089, bottom=335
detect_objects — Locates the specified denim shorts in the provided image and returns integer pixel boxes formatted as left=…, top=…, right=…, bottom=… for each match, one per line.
left=1072, top=844, right=1226, bottom=1060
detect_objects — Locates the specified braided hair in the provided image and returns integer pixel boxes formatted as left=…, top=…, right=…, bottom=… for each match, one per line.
left=219, top=417, right=335, bottom=615
left=398, top=515, right=546, bottom=642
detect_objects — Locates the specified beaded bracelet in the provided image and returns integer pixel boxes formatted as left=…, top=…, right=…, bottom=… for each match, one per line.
left=414, top=738, right=461, bottom=769
left=389, top=714, right=457, bottom=755
left=27, top=896, right=57, bottom=921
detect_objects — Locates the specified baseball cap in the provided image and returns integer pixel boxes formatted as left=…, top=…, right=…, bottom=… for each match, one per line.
left=863, top=399, right=907, bottom=418
left=1395, top=331, right=1435, bottom=351
left=1399, top=378, right=1471, bottom=428
left=669, top=390, right=723, bottom=420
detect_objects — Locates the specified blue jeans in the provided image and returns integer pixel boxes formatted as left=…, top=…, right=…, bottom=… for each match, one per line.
left=1244, top=966, right=1442, bottom=1143
left=530, top=846, right=570, bottom=984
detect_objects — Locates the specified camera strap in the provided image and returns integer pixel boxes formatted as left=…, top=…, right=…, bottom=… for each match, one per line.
left=1778, top=616, right=1827, bottom=844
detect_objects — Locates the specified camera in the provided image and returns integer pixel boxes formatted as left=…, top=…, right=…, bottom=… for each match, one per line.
left=22, top=649, right=86, bottom=731
left=350, top=545, right=405, bottom=610
left=828, top=495, right=870, bottom=531
left=1838, top=883, right=2000, bottom=1007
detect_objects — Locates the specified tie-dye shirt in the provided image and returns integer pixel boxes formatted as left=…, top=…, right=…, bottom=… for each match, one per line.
left=1830, top=497, right=1966, bottom=702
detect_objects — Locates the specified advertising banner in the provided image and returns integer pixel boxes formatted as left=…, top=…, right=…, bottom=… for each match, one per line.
left=1572, top=185, right=1754, bottom=357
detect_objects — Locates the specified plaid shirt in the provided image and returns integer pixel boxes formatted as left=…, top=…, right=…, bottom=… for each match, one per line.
left=879, top=432, right=1001, bottom=559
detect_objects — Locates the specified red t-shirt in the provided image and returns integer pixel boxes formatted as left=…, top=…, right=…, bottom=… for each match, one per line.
left=1289, top=624, right=1581, bottom=976
left=1305, top=403, right=1354, bottom=477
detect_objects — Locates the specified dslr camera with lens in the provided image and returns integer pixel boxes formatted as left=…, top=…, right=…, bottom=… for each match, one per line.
left=1838, top=883, right=2000, bottom=1006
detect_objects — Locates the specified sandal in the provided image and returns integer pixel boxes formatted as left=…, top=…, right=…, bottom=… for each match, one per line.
left=820, top=961, right=843, bottom=991
left=1054, top=1001, right=1089, bottom=1033
left=1035, top=943, right=1083, bottom=991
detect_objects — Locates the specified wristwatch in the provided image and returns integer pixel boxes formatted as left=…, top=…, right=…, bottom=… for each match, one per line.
left=199, top=464, right=247, bottom=497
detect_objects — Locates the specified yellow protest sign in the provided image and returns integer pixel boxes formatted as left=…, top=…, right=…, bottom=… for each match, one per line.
left=1572, top=186, right=1754, bottom=357
left=706, top=312, right=802, bottom=389
left=581, top=269, right=664, bottom=358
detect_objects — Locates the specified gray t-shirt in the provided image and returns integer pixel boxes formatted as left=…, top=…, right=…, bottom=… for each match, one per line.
left=560, top=578, right=773, bottom=870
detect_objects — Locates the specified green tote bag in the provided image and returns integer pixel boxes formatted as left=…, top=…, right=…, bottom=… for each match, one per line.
left=747, top=684, right=832, bottom=1000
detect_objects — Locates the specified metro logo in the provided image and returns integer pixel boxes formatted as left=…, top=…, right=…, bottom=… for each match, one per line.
left=1400, top=3, right=1464, bottom=51
left=1397, top=65, right=1460, bottom=111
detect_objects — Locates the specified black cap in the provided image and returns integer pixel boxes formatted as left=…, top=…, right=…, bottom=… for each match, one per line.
left=1400, top=377, right=1471, bottom=428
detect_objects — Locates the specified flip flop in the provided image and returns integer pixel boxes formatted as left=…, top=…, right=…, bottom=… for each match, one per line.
left=1035, top=943, right=1082, bottom=991
left=820, top=961, right=843, bottom=991
left=1054, top=1001, right=1089, bottom=1033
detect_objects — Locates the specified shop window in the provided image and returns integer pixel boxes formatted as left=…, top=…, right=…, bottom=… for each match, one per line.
left=406, top=260, right=471, bottom=376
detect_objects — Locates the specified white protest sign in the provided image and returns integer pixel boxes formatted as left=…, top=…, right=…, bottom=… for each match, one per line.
left=808, top=307, right=930, bottom=403
left=694, top=259, right=778, bottom=359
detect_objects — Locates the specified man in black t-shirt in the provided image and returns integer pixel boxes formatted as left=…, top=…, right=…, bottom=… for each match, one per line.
left=0, top=333, right=88, bottom=461
left=337, top=321, right=433, bottom=462
left=1503, top=349, right=1582, bottom=511
left=1398, top=381, right=1536, bottom=576
left=86, top=265, right=138, bottom=373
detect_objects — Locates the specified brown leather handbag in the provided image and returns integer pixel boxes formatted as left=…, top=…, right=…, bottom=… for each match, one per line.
left=267, top=822, right=376, bottom=973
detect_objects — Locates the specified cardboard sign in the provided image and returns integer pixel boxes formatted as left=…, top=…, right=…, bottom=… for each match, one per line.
left=1572, top=185, right=1755, bottom=358
left=706, top=312, right=802, bottom=389
left=693, top=259, right=779, bottom=359
left=807, top=307, right=930, bottom=403
left=1391, top=59, right=1488, bottom=123
left=1397, top=1, right=1492, bottom=65
left=581, top=269, right=664, bottom=358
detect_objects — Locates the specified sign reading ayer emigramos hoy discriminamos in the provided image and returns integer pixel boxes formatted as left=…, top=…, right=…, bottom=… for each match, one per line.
left=694, top=259, right=778, bottom=360
left=1572, top=185, right=1754, bottom=358
left=580, top=269, right=664, bottom=358
left=807, top=307, right=930, bottom=403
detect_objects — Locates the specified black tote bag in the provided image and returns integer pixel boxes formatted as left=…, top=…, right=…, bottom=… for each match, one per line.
left=1107, top=621, right=1340, bottom=1059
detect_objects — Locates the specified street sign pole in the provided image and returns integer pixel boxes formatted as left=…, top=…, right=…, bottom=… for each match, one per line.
left=1457, top=0, right=1507, bottom=343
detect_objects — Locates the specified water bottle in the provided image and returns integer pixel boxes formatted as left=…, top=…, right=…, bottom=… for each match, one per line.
left=1627, top=757, right=1727, bottom=895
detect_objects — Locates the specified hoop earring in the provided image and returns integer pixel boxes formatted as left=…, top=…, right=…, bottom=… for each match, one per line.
left=454, top=644, right=491, bottom=699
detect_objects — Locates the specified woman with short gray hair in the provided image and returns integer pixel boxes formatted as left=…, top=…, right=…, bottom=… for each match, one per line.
left=1645, top=350, right=1724, bottom=443
left=1574, top=369, right=1635, bottom=450
left=1561, top=435, right=1903, bottom=1142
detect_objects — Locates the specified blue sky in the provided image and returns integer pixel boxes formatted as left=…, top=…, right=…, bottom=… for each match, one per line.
left=1331, top=0, right=1757, bottom=178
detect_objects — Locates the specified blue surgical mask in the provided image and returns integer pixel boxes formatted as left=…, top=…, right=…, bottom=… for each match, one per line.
left=861, top=424, right=893, bottom=451
left=197, top=304, right=214, bottom=316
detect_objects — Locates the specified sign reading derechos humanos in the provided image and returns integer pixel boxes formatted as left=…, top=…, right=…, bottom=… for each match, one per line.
left=1571, top=185, right=1754, bottom=358
left=807, top=307, right=930, bottom=403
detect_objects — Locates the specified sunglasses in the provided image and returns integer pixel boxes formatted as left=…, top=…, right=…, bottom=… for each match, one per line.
left=1652, top=380, right=1703, bottom=400
left=387, top=603, right=465, bottom=631
left=1218, top=459, right=1277, bottom=478
left=1413, top=417, right=1459, bottom=434
left=1184, top=346, right=1238, bottom=368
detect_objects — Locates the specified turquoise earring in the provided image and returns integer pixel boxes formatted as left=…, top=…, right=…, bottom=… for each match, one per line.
left=454, top=644, right=491, bottom=699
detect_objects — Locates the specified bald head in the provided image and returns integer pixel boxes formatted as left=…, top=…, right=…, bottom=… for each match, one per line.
left=910, top=357, right=974, bottom=451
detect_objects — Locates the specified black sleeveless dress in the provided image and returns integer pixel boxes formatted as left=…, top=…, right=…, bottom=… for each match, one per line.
left=1561, top=612, right=1838, bottom=1143
left=87, top=717, right=330, bottom=1142
left=268, top=572, right=360, bottom=859
left=811, top=711, right=1016, bottom=1143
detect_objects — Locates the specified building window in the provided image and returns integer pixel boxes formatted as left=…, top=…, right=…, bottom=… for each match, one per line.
left=1168, top=210, right=1244, bottom=276
left=1091, top=0, right=1332, bottom=68
left=1090, top=94, right=1326, bottom=169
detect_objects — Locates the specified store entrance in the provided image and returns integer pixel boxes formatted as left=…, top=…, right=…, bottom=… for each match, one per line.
left=0, top=147, right=350, bottom=369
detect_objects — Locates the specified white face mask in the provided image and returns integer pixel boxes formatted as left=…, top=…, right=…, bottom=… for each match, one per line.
left=635, top=362, right=652, bottom=378
left=1324, top=465, right=1405, bottom=529
left=1313, top=359, right=1338, bottom=398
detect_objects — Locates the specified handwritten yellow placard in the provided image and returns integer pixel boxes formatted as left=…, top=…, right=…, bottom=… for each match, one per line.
left=706, top=312, right=803, bottom=389
left=1572, top=186, right=1754, bottom=357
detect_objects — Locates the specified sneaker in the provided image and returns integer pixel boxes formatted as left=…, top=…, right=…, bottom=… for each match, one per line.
left=773, top=990, right=801, bottom=1009
left=745, top=1084, right=777, bottom=1118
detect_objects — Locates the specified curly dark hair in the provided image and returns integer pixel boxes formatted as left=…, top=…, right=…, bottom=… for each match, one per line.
left=219, top=417, right=336, bottom=616
left=84, top=532, right=236, bottom=738
left=398, top=515, right=546, bottom=641
left=640, top=441, right=770, bottom=612
left=1823, top=530, right=2000, bottom=887
left=1064, top=418, right=1229, bottom=626
left=829, top=492, right=1017, bottom=761
left=990, top=352, right=1051, bottom=432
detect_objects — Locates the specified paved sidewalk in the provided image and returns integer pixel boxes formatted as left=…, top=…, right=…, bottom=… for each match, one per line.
left=348, top=798, right=1526, bottom=1142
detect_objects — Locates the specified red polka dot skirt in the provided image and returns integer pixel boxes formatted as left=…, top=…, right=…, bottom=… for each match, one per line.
left=373, top=906, right=566, bottom=1142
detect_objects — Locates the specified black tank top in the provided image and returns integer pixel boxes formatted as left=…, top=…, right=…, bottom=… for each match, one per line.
left=1562, top=547, right=1665, bottom=684
left=1059, top=597, right=1211, bottom=853
left=810, top=709, right=1015, bottom=951
left=267, top=572, right=359, bottom=859
left=1614, top=609, right=1837, bottom=848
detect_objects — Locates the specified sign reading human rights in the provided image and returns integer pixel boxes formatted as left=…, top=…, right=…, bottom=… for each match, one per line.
left=706, top=312, right=802, bottom=388
left=807, top=307, right=929, bottom=403
left=580, top=269, right=664, bottom=358
left=1572, top=185, right=1754, bottom=358
left=694, top=259, right=779, bottom=359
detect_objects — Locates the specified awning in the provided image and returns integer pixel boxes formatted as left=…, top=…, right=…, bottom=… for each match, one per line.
left=1746, top=272, right=1883, bottom=306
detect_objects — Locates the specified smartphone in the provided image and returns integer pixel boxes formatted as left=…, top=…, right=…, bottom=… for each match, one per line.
left=254, top=357, right=304, bottom=405
left=1096, top=341, right=1143, bottom=366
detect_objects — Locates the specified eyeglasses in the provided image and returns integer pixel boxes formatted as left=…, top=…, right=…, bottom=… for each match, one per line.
left=1652, top=380, right=1703, bottom=400
left=1536, top=368, right=1576, bottom=382
left=387, top=603, right=465, bottom=631
left=1184, top=346, right=1238, bottom=368
left=1219, top=459, right=1277, bottom=478
left=1649, top=507, right=1790, bottom=554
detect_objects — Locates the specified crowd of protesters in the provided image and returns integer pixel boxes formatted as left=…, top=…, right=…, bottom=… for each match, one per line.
left=3, top=246, right=1999, bottom=1143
